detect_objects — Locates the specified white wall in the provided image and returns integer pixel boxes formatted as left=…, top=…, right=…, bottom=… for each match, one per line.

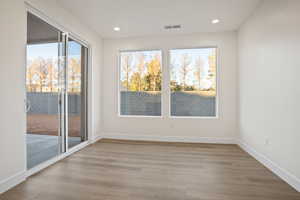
left=238, top=0, right=300, bottom=187
left=0, top=0, right=102, bottom=192
left=0, top=0, right=27, bottom=185
left=1, top=0, right=299, bottom=194
left=102, top=32, right=238, bottom=141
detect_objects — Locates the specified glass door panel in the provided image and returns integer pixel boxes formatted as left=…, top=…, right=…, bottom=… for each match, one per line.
left=67, top=38, right=88, bottom=149
left=26, top=13, right=64, bottom=169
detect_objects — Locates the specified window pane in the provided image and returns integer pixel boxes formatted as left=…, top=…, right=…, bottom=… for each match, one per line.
left=119, top=50, right=162, bottom=116
left=170, top=48, right=217, bottom=117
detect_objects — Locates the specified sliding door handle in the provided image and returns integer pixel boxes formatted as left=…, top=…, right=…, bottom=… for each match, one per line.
left=25, top=99, right=31, bottom=113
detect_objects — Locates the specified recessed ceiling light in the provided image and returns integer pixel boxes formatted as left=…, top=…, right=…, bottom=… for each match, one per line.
left=113, top=27, right=120, bottom=31
left=212, top=19, right=220, bottom=24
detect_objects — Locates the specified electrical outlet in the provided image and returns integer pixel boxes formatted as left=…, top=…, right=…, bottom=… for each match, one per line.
left=265, top=138, right=269, bottom=146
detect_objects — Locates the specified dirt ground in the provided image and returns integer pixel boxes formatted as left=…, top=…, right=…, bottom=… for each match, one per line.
left=27, top=114, right=80, bottom=137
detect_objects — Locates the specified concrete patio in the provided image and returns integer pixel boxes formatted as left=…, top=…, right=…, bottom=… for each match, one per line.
left=26, top=134, right=81, bottom=169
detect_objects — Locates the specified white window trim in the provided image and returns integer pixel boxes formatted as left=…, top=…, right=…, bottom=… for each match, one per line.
left=117, top=49, right=164, bottom=118
left=168, top=46, right=219, bottom=119
left=117, top=47, right=219, bottom=119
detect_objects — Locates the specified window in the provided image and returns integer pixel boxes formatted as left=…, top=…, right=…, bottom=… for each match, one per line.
left=169, top=48, right=217, bottom=117
left=119, top=50, right=162, bottom=116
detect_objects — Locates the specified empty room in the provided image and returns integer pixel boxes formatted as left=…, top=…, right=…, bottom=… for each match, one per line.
left=0, top=0, right=299, bottom=199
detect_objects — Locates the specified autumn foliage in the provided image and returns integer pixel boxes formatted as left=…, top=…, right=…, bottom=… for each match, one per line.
left=26, top=57, right=81, bottom=93
left=121, top=53, right=162, bottom=92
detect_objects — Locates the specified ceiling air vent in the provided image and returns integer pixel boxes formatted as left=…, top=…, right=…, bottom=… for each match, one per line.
left=164, top=25, right=181, bottom=30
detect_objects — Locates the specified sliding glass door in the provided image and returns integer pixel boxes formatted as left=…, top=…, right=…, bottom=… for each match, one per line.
left=26, top=12, right=88, bottom=169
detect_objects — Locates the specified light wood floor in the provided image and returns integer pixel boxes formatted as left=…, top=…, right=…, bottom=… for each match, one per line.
left=1, top=139, right=300, bottom=200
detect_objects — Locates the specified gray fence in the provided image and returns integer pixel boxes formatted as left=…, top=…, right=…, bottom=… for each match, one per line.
left=120, top=91, right=216, bottom=116
left=27, top=92, right=81, bottom=115
left=120, top=91, right=161, bottom=116
left=171, top=92, right=216, bottom=116
left=28, top=92, right=216, bottom=116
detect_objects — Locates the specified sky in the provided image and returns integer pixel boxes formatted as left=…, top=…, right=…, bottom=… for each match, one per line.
left=120, top=50, right=162, bottom=81
left=170, top=48, right=215, bottom=89
left=26, top=41, right=83, bottom=89
left=28, top=45, right=215, bottom=90
left=120, top=48, right=216, bottom=89
left=27, top=41, right=82, bottom=60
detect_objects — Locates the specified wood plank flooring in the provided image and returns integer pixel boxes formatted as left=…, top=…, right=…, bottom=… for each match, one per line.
left=1, top=139, right=300, bottom=200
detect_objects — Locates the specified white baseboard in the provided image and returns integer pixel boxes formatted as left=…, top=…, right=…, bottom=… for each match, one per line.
left=92, top=135, right=103, bottom=143
left=101, top=133, right=236, bottom=144
left=238, top=140, right=300, bottom=192
left=0, top=170, right=26, bottom=194
left=101, top=134, right=299, bottom=192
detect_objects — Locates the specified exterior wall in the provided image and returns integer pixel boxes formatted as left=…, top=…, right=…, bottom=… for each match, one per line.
left=102, top=32, right=238, bottom=139
left=238, top=0, right=300, bottom=184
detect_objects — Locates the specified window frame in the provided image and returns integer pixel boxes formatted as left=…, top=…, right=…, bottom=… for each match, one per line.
left=168, top=46, right=219, bottom=119
left=117, top=49, right=164, bottom=118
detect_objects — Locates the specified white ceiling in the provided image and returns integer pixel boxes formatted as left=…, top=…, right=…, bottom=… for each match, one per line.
left=58, top=0, right=261, bottom=39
